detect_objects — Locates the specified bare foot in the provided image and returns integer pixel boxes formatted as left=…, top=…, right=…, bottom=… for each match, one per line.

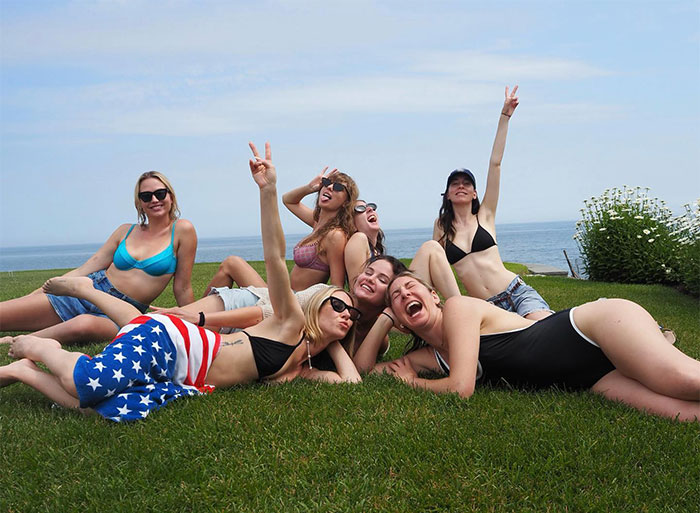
left=42, top=276, right=94, bottom=298
left=0, top=359, right=35, bottom=387
left=0, top=336, right=14, bottom=345
left=662, top=329, right=677, bottom=345
left=8, top=334, right=61, bottom=359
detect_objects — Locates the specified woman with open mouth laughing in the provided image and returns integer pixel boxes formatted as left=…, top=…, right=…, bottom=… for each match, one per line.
left=0, top=171, right=197, bottom=347
left=368, top=271, right=700, bottom=422
left=344, top=199, right=386, bottom=288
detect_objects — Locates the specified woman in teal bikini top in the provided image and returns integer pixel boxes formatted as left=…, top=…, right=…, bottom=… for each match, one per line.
left=0, top=171, right=197, bottom=347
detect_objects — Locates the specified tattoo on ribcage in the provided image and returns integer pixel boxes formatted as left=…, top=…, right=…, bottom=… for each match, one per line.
left=222, top=339, right=244, bottom=347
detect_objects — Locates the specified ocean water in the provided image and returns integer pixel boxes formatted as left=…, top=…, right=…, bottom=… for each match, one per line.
left=0, top=221, right=581, bottom=275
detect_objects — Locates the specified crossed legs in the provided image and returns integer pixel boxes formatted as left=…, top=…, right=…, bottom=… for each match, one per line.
left=203, top=255, right=267, bottom=297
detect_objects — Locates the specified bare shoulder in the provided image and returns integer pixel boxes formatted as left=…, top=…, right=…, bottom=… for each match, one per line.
left=346, top=231, right=369, bottom=248
left=444, top=296, right=484, bottom=313
left=324, top=228, right=348, bottom=245
left=174, top=218, right=196, bottom=234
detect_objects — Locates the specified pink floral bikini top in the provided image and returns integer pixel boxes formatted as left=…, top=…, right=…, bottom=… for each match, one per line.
left=293, top=241, right=330, bottom=273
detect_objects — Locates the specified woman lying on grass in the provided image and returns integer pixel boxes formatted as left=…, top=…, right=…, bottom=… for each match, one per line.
left=154, top=254, right=408, bottom=365
left=0, top=142, right=361, bottom=422
left=362, top=271, right=699, bottom=421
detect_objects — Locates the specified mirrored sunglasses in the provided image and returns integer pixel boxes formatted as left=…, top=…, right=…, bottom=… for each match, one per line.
left=323, top=296, right=362, bottom=321
left=138, top=188, right=169, bottom=202
left=354, top=202, right=377, bottom=213
left=320, top=177, right=347, bottom=193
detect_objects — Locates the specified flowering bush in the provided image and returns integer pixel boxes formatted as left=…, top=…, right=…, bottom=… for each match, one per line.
left=668, top=201, right=700, bottom=295
left=574, top=187, right=698, bottom=293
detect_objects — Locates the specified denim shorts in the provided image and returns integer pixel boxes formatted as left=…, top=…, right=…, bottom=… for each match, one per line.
left=46, top=270, right=149, bottom=323
left=208, top=287, right=262, bottom=334
left=486, top=276, right=552, bottom=317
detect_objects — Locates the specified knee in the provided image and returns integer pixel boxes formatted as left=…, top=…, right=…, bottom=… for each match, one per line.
left=69, top=315, right=117, bottom=339
left=220, top=255, right=245, bottom=273
left=420, top=240, right=443, bottom=255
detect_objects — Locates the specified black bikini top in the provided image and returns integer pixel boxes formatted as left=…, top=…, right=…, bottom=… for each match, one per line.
left=242, top=330, right=303, bottom=379
left=444, top=217, right=497, bottom=265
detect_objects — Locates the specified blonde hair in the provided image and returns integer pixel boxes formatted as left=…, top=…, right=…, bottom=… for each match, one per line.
left=134, top=171, right=181, bottom=226
left=303, top=172, right=359, bottom=245
left=303, top=286, right=358, bottom=356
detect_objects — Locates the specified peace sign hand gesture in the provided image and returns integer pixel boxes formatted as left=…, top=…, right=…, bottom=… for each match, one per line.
left=502, top=85, right=519, bottom=117
left=248, top=141, right=276, bottom=190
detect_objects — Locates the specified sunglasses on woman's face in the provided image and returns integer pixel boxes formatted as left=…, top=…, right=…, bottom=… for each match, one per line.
left=354, top=202, right=377, bottom=213
left=323, top=296, right=362, bottom=321
left=320, top=177, right=347, bottom=193
left=138, top=188, right=169, bottom=202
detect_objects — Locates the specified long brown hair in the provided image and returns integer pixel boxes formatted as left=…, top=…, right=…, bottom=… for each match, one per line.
left=303, top=172, right=359, bottom=245
left=437, top=176, right=480, bottom=245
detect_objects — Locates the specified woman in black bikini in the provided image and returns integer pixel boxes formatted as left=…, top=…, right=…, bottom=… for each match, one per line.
left=431, top=86, right=551, bottom=319
left=202, top=166, right=358, bottom=296
left=361, top=271, right=700, bottom=421
left=0, top=142, right=361, bottom=421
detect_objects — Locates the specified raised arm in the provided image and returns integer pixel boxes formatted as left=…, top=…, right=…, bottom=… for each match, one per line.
left=480, top=85, right=519, bottom=220
left=171, top=219, right=197, bottom=306
left=249, top=142, right=304, bottom=328
left=282, top=166, right=337, bottom=227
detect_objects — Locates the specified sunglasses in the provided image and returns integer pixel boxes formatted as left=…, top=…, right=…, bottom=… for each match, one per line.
left=138, top=188, right=169, bottom=202
left=354, top=202, right=377, bottom=213
left=323, top=296, right=362, bottom=321
left=320, top=177, right=347, bottom=193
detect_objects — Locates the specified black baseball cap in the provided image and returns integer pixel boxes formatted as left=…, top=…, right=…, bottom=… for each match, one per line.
left=446, top=168, right=476, bottom=188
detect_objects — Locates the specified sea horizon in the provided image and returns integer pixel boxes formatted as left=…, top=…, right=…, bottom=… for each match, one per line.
left=0, top=220, right=581, bottom=275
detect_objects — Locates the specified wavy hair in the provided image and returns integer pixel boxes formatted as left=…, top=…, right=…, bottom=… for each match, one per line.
left=304, top=172, right=359, bottom=245
left=303, top=286, right=358, bottom=356
left=134, top=171, right=181, bottom=226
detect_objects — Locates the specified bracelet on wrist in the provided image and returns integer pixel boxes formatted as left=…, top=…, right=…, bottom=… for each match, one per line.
left=501, top=112, right=511, bottom=118
left=198, top=311, right=206, bottom=327
left=380, top=311, right=395, bottom=326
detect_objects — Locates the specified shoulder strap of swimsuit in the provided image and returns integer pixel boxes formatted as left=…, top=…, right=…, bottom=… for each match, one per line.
left=170, top=220, right=177, bottom=243
left=123, top=224, right=136, bottom=240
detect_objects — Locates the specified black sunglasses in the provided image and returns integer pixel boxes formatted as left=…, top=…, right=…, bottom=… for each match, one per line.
left=138, top=188, right=169, bottom=202
left=354, top=202, right=377, bottom=213
left=323, top=296, right=362, bottom=321
left=320, top=177, right=347, bottom=193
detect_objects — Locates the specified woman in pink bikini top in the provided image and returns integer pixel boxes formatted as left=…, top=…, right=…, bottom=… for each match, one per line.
left=284, top=168, right=358, bottom=290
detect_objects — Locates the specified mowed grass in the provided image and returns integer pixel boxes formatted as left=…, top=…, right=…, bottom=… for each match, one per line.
left=1, top=262, right=699, bottom=512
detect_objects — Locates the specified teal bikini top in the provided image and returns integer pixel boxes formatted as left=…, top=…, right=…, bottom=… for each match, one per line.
left=113, top=221, right=178, bottom=276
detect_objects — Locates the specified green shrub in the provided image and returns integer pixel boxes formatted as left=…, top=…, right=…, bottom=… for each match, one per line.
left=668, top=201, right=700, bottom=296
left=574, top=186, right=697, bottom=288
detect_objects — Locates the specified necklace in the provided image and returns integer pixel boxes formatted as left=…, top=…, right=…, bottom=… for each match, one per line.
left=306, top=339, right=313, bottom=369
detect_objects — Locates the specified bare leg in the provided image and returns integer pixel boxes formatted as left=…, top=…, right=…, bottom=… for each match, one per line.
left=203, top=255, right=266, bottom=297
left=592, top=371, right=699, bottom=422
left=0, top=292, right=63, bottom=332
left=0, top=358, right=80, bottom=409
left=8, top=334, right=82, bottom=399
left=43, top=276, right=141, bottom=329
left=574, top=299, right=700, bottom=401
left=409, top=241, right=461, bottom=298
left=30, top=315, right=119, bottom=345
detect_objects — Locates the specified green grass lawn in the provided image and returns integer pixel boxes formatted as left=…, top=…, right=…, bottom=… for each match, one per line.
left=1, top=263, right=699, bottom=512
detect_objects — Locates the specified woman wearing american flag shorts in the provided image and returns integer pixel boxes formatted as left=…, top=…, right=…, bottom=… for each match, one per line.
left=0, top=142, right=362, bottom=422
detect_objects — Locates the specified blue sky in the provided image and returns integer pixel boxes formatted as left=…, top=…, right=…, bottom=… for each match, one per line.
left=1, top=0, right=698, bottom=247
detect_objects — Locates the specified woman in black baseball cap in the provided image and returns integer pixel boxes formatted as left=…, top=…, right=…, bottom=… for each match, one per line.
left=431, top=86, right=552, bottom=320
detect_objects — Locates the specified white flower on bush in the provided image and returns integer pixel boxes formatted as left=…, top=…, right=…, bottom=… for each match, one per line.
left=634, top=215, right=643, bottom=219
left=648, top=238, right=655, bottom=243
left=643, top=229, right=651, bottom=235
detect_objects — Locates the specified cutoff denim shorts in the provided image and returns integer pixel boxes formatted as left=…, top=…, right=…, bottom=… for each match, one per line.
left=46, top=270, right=149, bottom=323
left=486, top=276, right=552, bottom=317
left=208, top=286, right=262, bottom=334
